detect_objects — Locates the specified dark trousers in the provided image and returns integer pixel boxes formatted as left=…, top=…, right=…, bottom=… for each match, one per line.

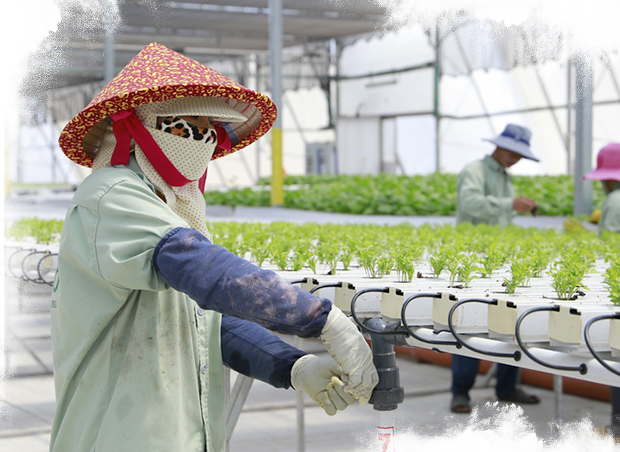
left=451, top=355, right=519, bottom=399
left=611, top=386, right=620, bottom=436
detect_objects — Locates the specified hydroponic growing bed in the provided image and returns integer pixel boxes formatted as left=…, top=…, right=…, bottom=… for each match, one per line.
left=207, top=220, right=620, bottom=387
left=6, top=218, right=620, bottom=386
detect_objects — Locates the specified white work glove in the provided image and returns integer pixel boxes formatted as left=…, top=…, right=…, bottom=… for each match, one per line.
left=319, top=305, right=378, bottom=405
left=291, top=355, right=357, bottom=416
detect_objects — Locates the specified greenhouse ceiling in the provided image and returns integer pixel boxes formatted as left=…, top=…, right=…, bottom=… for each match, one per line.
left=24, top=0, right=389, bottom=91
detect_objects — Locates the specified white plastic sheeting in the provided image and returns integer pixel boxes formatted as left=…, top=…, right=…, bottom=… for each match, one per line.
left=335, top=23, right=620, bottom=177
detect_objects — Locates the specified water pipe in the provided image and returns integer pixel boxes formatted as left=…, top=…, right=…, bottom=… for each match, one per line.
left=361, top=316, right=406, bottom=451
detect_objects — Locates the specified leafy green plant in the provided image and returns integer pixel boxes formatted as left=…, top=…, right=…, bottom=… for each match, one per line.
left=429, top=246, right=455, bottom=278
left=446, top=254, right=463, bottom=287
left=603, top=264, right=620, bottom=305
left=457, top=254, right=480, bottom=288
left=503, top=258, right=531, bottom=294
left=393, top=249, right=416, bottom=283
left=205, top=174, right=605, bottom=217
left=548, top=251, right=594, bottom=300
left=289, top=240, right=312, bottom=272
left=7, top=217, right=64, bottom=244
left=268, top=239, right=291, bottom=271
left=305, top=254, right=319, bottom=274
left=479, top=243, right=509, bottom=278
left=339, top=242, right=355, bottom=271
left=245, top=236, right=271, bottom=268
left=528, top=246, right=556, bottom=278
left=316, top=242, right=341, bottom=274
left=357, top=246, right=393, bottom=279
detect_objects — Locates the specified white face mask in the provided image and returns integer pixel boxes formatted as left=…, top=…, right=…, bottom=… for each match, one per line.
left=94, top=97, right=246, bottom=237
left=143, top=123, right=216, bottom=182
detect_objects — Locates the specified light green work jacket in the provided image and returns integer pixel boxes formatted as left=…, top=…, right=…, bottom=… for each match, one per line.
left=456, top=155, right=514, bottom=226
left=50, top=157, right=225, bottom=452
left=600, top=186, right=620, bottom=233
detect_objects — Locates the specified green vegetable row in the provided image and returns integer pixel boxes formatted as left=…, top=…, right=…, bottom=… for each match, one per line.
left=6, top=216, right=620, bottom=303
left=205, top=174, right=607, bottom=216
left=206, top=220, right=620, bottom=303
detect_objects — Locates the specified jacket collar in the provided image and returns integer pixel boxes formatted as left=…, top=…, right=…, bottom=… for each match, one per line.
left=483, top=155, right=506, bottom=173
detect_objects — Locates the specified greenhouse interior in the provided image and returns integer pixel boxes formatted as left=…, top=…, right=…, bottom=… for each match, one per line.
left=4, top=1, right=620, bottom=452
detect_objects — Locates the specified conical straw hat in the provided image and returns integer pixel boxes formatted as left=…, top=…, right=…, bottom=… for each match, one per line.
left=59, top=42, right=277, bottom=167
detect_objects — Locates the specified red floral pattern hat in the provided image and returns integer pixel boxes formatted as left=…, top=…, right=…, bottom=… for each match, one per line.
left=59, top=42, right=277, bottom=168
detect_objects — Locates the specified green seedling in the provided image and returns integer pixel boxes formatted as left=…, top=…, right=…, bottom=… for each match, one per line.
left=457, top=254, right=480, bottom=288
left=245, top=237, right=270, bottom=268
left=357, top=246, right=393, bottom=279
left=393, top=249, right=416, bottom=283
left=603, top=264, right=620, bottom=305
left=429, top=246, right=455, bottom=278
left=479, top=243, right=509, bottom=278
left=268, top=240, right=291, bottom=271
left=7, top=217, right=64, bottom=244
left=503, top=258, right=531, bottom=294
left=316, top=242, right=341, bottom=275
left=548, top=251, right=593, bottom=300
left=305, top=254, right=319, bottom=274
left=446, top=254, right=463, bottom=287
left=339, top=243, right=355, bottom=271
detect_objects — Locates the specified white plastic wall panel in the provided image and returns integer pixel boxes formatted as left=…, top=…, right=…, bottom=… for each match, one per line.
left=395, top=115, right=437, bottom=175
left=335, top=118, right=381, bottom=175
left=338, top=68, right=435, bottom=118
left=335, top=27, right=620, bottom=178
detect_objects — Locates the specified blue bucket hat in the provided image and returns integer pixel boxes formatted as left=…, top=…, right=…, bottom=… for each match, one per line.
left=483, top=124, right=539, bottom=162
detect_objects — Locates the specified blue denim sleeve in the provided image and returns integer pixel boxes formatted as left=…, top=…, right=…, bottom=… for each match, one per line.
left=153, top=227, right=331, bottom=338
left=221, top=315, right=306, bottom=389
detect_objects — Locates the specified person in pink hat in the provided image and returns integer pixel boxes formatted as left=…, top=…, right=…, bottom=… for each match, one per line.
left=583, top=142, right=620, bottom=438
left=50, top=43, right=377, bottom=452
left=583, top=143, right=620, bottom=234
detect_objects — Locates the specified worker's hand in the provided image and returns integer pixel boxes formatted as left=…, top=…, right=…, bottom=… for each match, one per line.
left=588, top=209, right=602, bottom=224
left=290, top=355, right=356, bottom=416
left=319, top=306, right=378, bottom=405
left=513, top=196, right=537, bottom=213
left=564, top=217, right=586, bottom=233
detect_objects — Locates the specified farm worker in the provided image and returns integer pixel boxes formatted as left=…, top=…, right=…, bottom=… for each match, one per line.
left=456, top=123, right=539, bottom=226
left=582, top=142, right=620, bottom=438
left=50, top=42, right=377, bottom=452
left=582, top=143, right=620, bottom=234
left=451, top=123, right=540, bottom=413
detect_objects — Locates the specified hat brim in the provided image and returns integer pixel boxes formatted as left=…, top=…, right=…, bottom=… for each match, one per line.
left=59, top=43, right=277, bottom=168
left=484, top=137, right=539, bottom=162
left=582, top=168, right=620, bottom=181
left=150, top=96, right=249, bottom=123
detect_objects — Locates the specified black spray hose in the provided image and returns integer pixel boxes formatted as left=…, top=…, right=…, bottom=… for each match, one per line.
left=515, top=305, right=587, bottom=375
left=584, top=313, right=620, bottom=377
left=447, top=298, right=521, bottom=360
left=308, top=282, right=344, bottom=294
left=400, top=293, right=459, bottom=346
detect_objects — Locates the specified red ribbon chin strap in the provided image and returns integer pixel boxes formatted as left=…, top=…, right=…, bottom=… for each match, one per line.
left=215, top=126, right=232, bottom=150
left=198, top=168, right=208, bottom=193
left=110, top=109, right=192, bottom=187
